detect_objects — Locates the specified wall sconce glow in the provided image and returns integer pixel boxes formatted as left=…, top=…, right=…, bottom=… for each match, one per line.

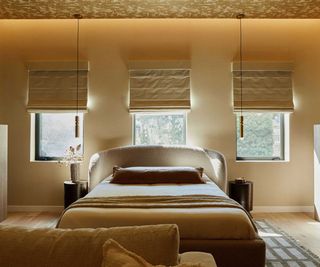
left=87, top=96, right=95, bottom=110
left=190, top=89, right=196, bottom=109
left=292, top=97, right=299, bottom=110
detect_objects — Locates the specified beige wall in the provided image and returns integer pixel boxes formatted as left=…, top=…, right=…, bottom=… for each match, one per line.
left=0, top=19, right=319, bottom=207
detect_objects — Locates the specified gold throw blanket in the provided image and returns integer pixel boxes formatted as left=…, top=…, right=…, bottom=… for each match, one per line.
left=59, top=195, right=257, bottom=232
left=69, top=195, right=239, bottom=209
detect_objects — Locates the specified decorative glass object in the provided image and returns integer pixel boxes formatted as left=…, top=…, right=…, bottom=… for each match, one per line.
left=60, top=144, right=83, bottom=182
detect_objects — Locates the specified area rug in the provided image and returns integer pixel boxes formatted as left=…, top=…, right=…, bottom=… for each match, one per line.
left=255, top=220, right=320, bottom=267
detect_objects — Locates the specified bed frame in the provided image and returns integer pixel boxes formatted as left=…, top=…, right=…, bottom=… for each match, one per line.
left=89, top=145, right=227, bottom=192
left=86, top=145, right=265, bottom=267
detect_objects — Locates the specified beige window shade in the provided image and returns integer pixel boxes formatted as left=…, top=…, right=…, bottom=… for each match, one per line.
left=129, top=68, right=191, bottom=112
left=232, top=62, right=294, bottom=112
left=27, top=62, right=88, bottom=112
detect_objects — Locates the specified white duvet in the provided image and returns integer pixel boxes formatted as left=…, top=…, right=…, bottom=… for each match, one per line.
left=86, top=175, right=226, bottom=199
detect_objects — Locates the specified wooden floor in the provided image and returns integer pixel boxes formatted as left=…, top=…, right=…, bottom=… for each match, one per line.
left=0, top=212, right=61, bottom=228
left=1, top=212, right=320, bottom=257
left=253, top=212, right=320, bottom=257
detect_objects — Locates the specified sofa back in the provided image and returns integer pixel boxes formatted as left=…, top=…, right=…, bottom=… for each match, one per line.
left=0, top=224, right=179, bottom=267
left=88, top=145, right=227, bottom=192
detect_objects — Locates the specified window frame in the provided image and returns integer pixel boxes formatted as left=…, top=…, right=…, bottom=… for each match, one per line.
left=236, top=112, right=286, bottom=161
left=133, top=112, right=187, bottom=146
left=34, top=113, right=84, bottom=161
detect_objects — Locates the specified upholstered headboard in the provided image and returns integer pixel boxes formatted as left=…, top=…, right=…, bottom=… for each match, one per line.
left=88, top=145, right=227, bottom=192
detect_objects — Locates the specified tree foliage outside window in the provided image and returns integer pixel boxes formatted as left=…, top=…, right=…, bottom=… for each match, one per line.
left=236, top=113, right=284, bottom=160
left=134, top=113, right=186, bottom=145
left=35, top=113, right=83, bottom=160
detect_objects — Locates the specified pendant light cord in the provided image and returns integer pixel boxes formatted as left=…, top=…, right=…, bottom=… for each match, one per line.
left=240, top=17, right=242, bottom=117
left=76, top=15, right=81, bottom=115
left=237, top=13, right=244, bottom=118
left=77, top=18, right=79, bottom=115
left=239, top=0, right=244, bottom=118
left=73, top=14, right=82, bottom=138
left=237, top=13, right=245, bottom=139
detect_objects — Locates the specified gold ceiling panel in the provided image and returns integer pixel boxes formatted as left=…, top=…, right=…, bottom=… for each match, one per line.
left=0, top=0, right=319, bottom=19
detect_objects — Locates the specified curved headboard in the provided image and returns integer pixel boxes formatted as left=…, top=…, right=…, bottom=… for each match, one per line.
left=88, top=145, right=227, bottom=192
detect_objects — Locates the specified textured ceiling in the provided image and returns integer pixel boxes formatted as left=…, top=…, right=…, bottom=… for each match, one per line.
left=0, top=0, right=320, bottom=19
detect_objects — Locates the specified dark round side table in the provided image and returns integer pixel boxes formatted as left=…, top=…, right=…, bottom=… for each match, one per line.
left=64, top=180, right=88, bottom=209
left=228, top=180, right=253, bottom=212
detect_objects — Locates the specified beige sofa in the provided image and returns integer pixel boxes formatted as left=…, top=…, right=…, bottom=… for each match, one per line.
left=0, top=224, right=216, bottom=267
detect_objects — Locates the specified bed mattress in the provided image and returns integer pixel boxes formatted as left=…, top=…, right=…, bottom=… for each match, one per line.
left=58, top=176, right=257, bottom=240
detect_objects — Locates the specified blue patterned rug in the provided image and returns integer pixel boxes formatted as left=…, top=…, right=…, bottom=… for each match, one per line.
left=255, top=220, right=320, bottom=267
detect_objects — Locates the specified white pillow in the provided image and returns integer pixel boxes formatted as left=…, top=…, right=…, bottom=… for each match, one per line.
left=102, top=239, right=204, bottom=267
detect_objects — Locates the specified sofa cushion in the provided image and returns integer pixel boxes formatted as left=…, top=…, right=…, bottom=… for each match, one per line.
left=102, top=239, right=201, bottom=267
left=0, top=224, right=179, bottom=267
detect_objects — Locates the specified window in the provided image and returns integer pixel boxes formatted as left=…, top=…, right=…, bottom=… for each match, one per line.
left=134, top=113, right=186, bottom=145
left=236, top=113, right=287, bottom=161
left=35, top=113, right=83, bottom=160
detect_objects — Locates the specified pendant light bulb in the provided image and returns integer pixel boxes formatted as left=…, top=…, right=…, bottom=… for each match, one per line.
left=240, top=115, right=244, bottom=140
left=75, top=115, right=80, bottom=138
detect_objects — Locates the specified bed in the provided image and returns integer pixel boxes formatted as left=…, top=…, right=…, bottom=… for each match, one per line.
left=57, top=145, right=265, bottom=267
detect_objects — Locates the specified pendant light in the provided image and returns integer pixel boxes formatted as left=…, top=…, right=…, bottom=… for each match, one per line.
left=74, top=13, right=82, bottom=138
left=237, top=13, right=245, bottom=139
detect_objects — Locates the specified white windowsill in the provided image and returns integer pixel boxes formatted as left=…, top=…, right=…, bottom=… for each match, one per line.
left=236, top=160, right=289, bottom=163
left=30, top=160, right=60, bottom=163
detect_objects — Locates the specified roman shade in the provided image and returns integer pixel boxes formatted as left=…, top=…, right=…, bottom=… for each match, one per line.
left=27, top=62, right=89, bottom=112
left=128, top=61, right=191, bottom=112
left=232, top=62, right=294, bottom=112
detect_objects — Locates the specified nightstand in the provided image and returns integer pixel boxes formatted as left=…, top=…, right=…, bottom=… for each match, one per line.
left=228, top=180, right=253, bottom=212
left=64, top=180, right=88, bottom=209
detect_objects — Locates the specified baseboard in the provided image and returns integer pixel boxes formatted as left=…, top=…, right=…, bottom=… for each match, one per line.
left=8, top=205, right=314, bottom=213
left=8, top=205, right=64, bottom=213
left=252, top=206, right=314, bottom=213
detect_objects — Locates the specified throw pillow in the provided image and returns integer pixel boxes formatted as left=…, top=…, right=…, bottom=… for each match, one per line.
left=102, top=239, right=203, bottom=267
